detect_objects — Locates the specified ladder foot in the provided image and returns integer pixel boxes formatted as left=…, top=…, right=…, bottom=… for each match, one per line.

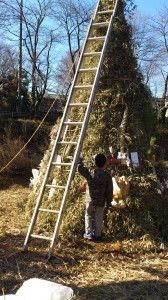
left=22, top=245, right=28, bottom=252
left=46, top=254, right=54, bottom=262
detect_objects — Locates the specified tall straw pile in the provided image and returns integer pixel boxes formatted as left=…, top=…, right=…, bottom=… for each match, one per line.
left=26, top=0, right=168, bottom=246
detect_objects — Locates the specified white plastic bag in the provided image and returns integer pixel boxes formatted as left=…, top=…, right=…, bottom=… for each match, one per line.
left=16, top=278, right=73, bottom=300
left=0, top=295, right=15, bottom=300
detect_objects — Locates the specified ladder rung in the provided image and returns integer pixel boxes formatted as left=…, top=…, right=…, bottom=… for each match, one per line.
left=64, top=121, right=83, bottom=125
left=39, top=208, right=60, bottom=213
left=31, top=234, right=52, bottom=241
left=52, top=162, right=72, bottom=166
left=69, top=103, right=88, bottom=107
left=97, top=10, right=113, bottom=15
left=88, top=36, right=106, bottom=41
left=83, top=51, right=101, bottom=57
left=46, top=184, right=66, bottom=189
left=66, top=129, right=77, bottom=132
left=92, top=21, right=109, bottom=28
left=79, top=68, right=97, bottom=72
left=58, top=141, right=77, bottom=145
left=74, top=85, right=93, bottom=89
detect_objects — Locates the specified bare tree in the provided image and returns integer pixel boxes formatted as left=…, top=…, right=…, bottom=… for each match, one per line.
left=55, top=51, right=75, bottom=98
left=20, top=0, right=61, bottom=116
left=130, top=6, right=168, bottom=100
left=150, top=6, right=168, bottom=103
left=130, top=11, right=158, bottom=85
left=0, top=0, right=61, bottom=116
left=53, top=0, right=93, bottom=92
left=0, top=0, right=94, bottom=116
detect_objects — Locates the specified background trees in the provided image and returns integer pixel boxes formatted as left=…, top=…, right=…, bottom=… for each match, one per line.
left=53, top=0, right=94, bottom=97
left=150, top=6, right=168, bottom=103
left=21, top=0, right=61, bottom=116
left=0, top=0, right=167, bottom=116
left=0, top=0, right=94, bottom=116
left=130, top=5, right=168, bottom=102
left=0, top=45, right=17, bottom=111
left=0, top=44, right=29, bottom=111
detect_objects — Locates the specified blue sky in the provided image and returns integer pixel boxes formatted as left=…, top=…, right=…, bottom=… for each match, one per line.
left=134, top=0, right=167, bottom=15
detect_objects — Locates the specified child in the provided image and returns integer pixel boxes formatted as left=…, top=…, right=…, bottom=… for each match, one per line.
left=78, top=154, right=113, bottom=240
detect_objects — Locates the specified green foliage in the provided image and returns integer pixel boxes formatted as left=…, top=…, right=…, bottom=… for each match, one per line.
left=0, top=69, right=30, bottom=112
left=4, top=120, right=13, bottom=137
left=0, top=71, right=18, bottom=111
left=150, top=137, right=156, bottom=147
left=157, top=105, right=168, bottom=124
left=21, top=122, right=28, bottom=134
left=144, top=100, right=157, bottom=134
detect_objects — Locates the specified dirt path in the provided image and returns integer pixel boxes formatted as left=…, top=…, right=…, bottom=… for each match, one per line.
left=0, top=180, right=168, bottom=299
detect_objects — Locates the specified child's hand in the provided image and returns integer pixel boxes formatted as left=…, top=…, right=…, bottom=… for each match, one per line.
left=80, top=184, right=85, bottom=191
left=78, top=157, right=83, bottom=164
left=79, top=181, right=86, bottom=191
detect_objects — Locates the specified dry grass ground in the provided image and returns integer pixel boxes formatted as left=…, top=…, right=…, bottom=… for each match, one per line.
left=0, top=176, right=168, bottom=300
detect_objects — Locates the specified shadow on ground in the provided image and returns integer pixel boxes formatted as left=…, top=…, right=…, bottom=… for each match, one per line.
left=0, top=233, right=168, bottom=300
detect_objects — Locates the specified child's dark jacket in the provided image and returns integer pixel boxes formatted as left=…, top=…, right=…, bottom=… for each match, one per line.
left=78, top=163, right=113, bottom=207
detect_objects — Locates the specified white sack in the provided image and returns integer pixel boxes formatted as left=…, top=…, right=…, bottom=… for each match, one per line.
left=16, top=278, right=73, bottom=300
left=0, top=296, right=15, bottom=300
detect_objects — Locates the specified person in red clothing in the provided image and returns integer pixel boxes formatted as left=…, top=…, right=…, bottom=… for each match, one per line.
left=78, top=154, right=113, bottom=240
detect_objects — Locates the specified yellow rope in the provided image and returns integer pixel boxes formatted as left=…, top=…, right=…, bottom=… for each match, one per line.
left=0, top=56, right=78, bottom=174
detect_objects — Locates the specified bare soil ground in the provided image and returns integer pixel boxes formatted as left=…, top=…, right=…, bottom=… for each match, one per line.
left=0, top=176, right=168, bottom=300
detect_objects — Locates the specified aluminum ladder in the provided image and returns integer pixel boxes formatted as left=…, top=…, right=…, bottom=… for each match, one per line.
left=23, top=0, right=119, bottom=257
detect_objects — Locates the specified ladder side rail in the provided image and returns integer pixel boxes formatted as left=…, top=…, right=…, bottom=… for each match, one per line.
left=23, top=116, right=70, bottom=249
left=57, top=0, right=101, bottom=112
left=37, top=0, right=102, bottom=178
left=23, top=4, right=100, bottom=250
left=23, top=189, right=46, bottom=249
left=48, top=0, right=120, bottom=254
left=62, top=0, right=120, bottom=175
left=48, top=122, right=91, bottom=256
left=23, top=108, right=77, bottom=250
left=48, top=95, right=101, bottom=254
left=34, top=0, right=104, bottom=179
left=49, top=0, right=119, bottom=179
left=23, top=2, right=103, bottom=250
left=23, top=107, right=75, bottom=249
left=89, top=0, right=119, bottom=92
left=29, top=0, right=107, bottom=198
left=68, top=0, right=120, bottom=180
left=24, top=0, right=119, bottom=254
left=35, top=0, right=103, bottom=181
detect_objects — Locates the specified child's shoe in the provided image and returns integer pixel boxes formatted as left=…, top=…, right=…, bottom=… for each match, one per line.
left=83, top=232, right=94, bottom=240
